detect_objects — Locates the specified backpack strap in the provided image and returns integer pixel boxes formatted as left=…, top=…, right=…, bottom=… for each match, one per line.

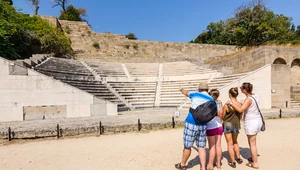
left=189, top=107, right=195, bottom=114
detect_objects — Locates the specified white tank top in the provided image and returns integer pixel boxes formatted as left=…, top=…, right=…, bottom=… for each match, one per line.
left=207, top=116, right=222, bottom=130
left=244, top=95, right=262, bottom=121
left=207, top=100, right=222, bottom=130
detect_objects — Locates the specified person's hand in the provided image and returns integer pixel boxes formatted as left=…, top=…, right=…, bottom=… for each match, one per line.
left=225, top=101, right=231, bottom=105
left=179, top=87, right=183, bottom=91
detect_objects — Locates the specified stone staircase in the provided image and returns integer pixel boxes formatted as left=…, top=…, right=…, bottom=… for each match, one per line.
left=290, top=100, right=300, bottom=108
left=162, top=61, right=219, bottom=76
left=108, top=81, right=157, bottom=109
left=14, top=54, right=50, bottom=68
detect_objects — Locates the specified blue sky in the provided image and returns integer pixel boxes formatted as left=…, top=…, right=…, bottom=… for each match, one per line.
left=13, top=0, right=300, bottom=42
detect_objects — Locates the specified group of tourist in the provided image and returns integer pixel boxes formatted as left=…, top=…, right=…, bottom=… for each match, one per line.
left=175, top=82, right=263, bottom=170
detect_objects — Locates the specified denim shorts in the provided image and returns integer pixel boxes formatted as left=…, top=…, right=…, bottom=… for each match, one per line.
left=183, top=122, right=207, bottom=148
left=223, top=122, right=240, bottom=134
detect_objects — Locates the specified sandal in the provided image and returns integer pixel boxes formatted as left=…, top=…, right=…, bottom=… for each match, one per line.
left=247, top=157, right=253, bottom=162
left=175, top=163, right=187, bottom=170
left=207, top=167, right=214, bottom=170
left=213, top=163, right=221, bottom=169
left=228, top=162, right=236, bottom=168
left=236, top=158, right=243, bottom=164
left=246, top=162, right=259, bottom=169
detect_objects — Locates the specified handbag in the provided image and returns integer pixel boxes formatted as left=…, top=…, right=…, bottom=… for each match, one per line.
left=249, top=96, right=266, bottom=132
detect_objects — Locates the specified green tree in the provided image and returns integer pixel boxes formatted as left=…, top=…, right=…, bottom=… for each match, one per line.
left=2, top=0, right=13, bottom=5
left=192, top=1, right=296, bottom=47
left=193, top=20, right=236, bottom=45
left=233, top=3, right=293, bottom=46
left=125, top=33, right=137, bottom=40
left=59, top=5, right=86, bottom=21
left=0, top=1, right=72, bottom=60
left=0, top=0, right=22, bottom=59
left=22, top=15, right=73, bottom=56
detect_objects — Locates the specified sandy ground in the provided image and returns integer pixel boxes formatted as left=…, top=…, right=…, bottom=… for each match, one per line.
left=0, top=118, right=300, bottom=170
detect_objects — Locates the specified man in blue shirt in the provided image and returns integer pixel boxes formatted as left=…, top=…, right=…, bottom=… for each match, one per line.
left=175, top=82, right=214, bottom=170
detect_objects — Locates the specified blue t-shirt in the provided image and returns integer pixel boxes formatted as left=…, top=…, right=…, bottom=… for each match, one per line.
left=185, top=91, right=214, bottom=125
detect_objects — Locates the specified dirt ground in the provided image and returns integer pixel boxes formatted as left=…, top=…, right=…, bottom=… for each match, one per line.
left=0, top=118, right=300, bottom=170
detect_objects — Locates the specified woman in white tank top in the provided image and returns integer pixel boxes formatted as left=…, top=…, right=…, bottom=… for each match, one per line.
left=227, top=82, right=262, bottom=169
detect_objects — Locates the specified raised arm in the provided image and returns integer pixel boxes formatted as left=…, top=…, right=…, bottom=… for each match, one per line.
left=229, top=98, right=252, bottom=113
left=179, top=88, right=189, bottom=97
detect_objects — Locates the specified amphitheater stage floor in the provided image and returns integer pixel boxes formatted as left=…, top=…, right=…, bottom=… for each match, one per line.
left=0, top=116, right=300, bottom=170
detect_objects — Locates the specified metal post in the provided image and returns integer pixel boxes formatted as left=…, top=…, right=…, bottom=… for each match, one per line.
left=100, top=121, right=103, bottom=135
left=279, top=109, right=282, bottom=118
left=286, top=101, right=288, bottom=108
left=172, top=116, right=175, bottom=128
left=138, top=119, right=141, bottom=131
left=8, top=127, right=11, bottom=141
left=59, top=128, right=62, bottom=137
left=57, top=124, right=59, bottom=138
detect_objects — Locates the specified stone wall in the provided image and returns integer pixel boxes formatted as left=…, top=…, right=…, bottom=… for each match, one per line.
left=271, top=65, right=291, bottom=108
left=291, top=86, right=300, bottom=101
left=210, top=46, right=300, bottom=74
left=39, top=16, right=61, bottom=28
left=0, top=57, right=117, bottom=122
left=217, top=64, right=272, bottom=109
left=55, top=19, right=241, bottom=62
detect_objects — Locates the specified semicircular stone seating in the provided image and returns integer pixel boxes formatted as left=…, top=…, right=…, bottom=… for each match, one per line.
left=34, top=57, right=251, bottom=111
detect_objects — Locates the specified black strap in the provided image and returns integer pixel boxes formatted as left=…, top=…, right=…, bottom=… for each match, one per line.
left=189, top=107, right=195, bottom=114
left=249, top=96, right=265, bottom=122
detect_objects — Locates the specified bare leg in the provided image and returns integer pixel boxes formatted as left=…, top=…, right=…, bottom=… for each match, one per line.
left=215, top=135, right=222, bottom=168
left=247, top=135, right=259, bottom=168
left=224, top=133, right=235, bottom=163
left=207, top=136, right=216, bottom=169
left=198, top=147, right=207, bottom=170
left=232, top=134, right=241, bottom=159
left=180, top=147, right=191, bottom=166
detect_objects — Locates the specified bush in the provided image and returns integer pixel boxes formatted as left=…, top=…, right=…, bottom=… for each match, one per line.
left=0, top=2, right=73, bottom=59
left=93, top=42, right=100, bottom=49
left=133, top=44, right=138, bottom=50
left=65, top=26, right=71, bottom=34
left=125, top=33, right=137, bottom=40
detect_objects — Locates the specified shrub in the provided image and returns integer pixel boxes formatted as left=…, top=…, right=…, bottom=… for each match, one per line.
left=65, top=26, right=71, bottom=34
left=0, top=2, right=72, bottom=59
left=133, top=44, right=138, bottom=50
left=87, top=30, right=91, bottom=36
left=93, top=42, right=100, bottom=49
left=125, top=33, right=137, bottom=40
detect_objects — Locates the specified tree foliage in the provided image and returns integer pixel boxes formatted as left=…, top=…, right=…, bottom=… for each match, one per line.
left=125, top=33, right=138, bottom=40
left=0, top=1, right=72, bottom=60
left=2, top=0, right=13, bottom=5
left=192, top=1, right=300, bottom=47
left=58, top=5, right=86, bottom=21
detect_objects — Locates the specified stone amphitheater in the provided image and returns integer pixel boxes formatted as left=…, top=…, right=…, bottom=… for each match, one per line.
left=1, top=16, right=300, bottom=139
